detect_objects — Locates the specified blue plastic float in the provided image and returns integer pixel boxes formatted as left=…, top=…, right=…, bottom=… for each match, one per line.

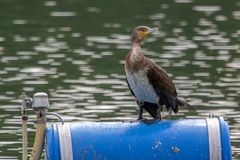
left=45, top=117, right=232, bottom=160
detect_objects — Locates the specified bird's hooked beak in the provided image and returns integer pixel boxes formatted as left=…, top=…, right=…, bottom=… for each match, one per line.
left=141, top=27, right=159, bottom=39
left=149, top=27, right=159, bottom=34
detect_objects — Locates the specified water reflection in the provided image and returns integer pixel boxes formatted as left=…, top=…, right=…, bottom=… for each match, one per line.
left=193, top=5, right=221, bottom=14
left=50, top=12, right=76, bottom=17
left=0, top=0, right=239, bottom=159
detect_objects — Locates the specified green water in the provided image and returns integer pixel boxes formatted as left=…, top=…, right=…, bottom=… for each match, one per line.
left=0, top=0, right=239, bottom=159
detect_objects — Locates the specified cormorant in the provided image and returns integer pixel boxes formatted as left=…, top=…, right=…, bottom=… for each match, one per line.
left=125, top=26, right=192, bottom=122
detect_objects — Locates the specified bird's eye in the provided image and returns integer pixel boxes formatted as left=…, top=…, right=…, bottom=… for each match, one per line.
left=139, top=28, right=145, bottom=32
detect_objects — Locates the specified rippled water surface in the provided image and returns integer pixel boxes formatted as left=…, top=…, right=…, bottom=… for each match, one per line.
left=0, top=0, right=239, bottom=159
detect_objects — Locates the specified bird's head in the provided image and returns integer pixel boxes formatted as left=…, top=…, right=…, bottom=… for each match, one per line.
left=131, top=26, right=158, bottom=44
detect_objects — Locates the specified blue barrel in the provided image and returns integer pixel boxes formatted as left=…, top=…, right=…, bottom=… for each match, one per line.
left=45, top=117, right=232, bottom=160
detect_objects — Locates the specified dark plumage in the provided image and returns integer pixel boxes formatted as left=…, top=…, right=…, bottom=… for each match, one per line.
left=125, top=26, right=192, bottom=121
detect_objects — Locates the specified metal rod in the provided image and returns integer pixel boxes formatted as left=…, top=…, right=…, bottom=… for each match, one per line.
left=20, top=93, right=28, bottom=160
left=47, top=112, right=64, bottom=125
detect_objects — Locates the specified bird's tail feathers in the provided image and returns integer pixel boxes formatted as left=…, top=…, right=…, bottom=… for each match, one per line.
left=142, top=98, right=193, bottom=118
left=176, top=98, right=193, bottom=109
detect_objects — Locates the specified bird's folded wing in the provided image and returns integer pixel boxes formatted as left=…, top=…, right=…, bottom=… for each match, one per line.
left=146, top=64, right=180, bottom=113
left=146, top=63, right=177, bottom=98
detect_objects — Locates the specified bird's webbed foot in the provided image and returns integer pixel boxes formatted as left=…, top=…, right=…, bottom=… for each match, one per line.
left=131, top=117, right=160, bottom=125
left=130, top=117, right=146, bottom=123
left=141, top=118, right=160, bottom=125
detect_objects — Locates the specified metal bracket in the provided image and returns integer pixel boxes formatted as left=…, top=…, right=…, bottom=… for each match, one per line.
left=209, top=113, right=215, bottom=118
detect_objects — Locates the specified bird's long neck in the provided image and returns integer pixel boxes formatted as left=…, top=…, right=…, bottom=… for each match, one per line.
left=132, top=41, right=141, bottom=49
left=131, top=43, right=143, bottom=60
left=125, top=42, right=145, bottom=72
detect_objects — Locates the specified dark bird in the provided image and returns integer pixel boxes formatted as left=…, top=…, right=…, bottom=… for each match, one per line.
left=125, top=26, right=192, bottom=122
